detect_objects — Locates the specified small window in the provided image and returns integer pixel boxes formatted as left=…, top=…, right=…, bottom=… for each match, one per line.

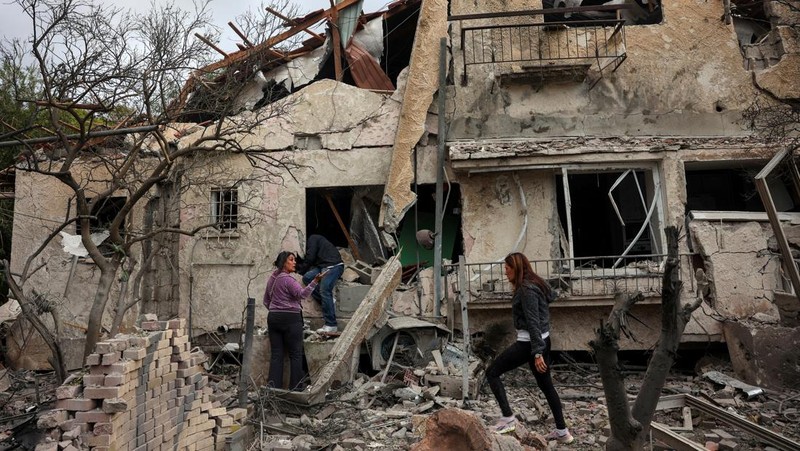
left=211, top=188, right=239, bottom=231
left=76, top=196, right=126, bottom=235
left=75, top=196, right=126, bottom=258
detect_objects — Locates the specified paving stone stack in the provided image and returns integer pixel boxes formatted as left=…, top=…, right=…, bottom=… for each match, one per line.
left=35, top=316, right=247, bottom=451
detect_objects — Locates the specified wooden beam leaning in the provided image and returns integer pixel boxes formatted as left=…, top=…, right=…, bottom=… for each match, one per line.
left=194, top=33, right=228, bottom=57
left=324, top=193, right=361, bottom=261
left=227, top=22, right=254, bottom=48
left=329, top=1, right=344, bottom=81
left=265, top=6, right=325, bottom=42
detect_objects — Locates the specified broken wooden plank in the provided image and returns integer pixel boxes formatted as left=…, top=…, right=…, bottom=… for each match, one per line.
left=280, top=255, right=402, bottom=405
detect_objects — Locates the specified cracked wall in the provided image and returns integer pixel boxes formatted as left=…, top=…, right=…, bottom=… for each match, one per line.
left=689, top=220, right=782, bottom=319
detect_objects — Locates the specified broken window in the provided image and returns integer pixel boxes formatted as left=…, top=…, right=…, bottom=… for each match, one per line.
left=685, top=163, right=800, bottom=212
left=76, top=196, right=126, bottom=236
left=556, top=168, right=663, bottom=268
left=211, top=188, right=239, bottom=231
left=75, top=196, right=126, bottom=257
left=305, top=184, right=463, bottom=268
left=543, top=0, right=663, bottom=25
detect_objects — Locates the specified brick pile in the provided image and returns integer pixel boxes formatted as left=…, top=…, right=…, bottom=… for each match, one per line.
left=35, top=316, right=247, bottom=451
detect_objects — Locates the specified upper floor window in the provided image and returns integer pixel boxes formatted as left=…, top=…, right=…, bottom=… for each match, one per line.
left=543, top=0, right=663, bottom=25
left=211, top=188, right=239, bottom=231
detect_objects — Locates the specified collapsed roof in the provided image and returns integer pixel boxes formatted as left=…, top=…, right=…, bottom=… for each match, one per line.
left=174, top=0, right=422, bottom=123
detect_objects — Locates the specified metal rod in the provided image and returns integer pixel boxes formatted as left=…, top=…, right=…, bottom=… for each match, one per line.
left=0, top=125, right=159, bottom=148
left=434, top=37, right=447, bottom=319
left=238, top=297, right=256, bottom=407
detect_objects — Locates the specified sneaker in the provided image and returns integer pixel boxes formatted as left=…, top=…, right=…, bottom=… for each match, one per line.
left=491, top=416, right=516, bottom=434
left=316, top=325, right=338, bottom=334
left=544, top=429, right=574, bottom=444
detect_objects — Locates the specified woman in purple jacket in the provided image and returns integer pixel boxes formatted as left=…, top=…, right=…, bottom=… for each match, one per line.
left=263, top=251, right=324, bottom=390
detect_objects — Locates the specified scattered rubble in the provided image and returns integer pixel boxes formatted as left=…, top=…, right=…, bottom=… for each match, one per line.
left=4, top=325, right=800, bottom=450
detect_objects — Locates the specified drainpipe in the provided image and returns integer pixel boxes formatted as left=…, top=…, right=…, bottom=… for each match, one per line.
left=433, top=37, right=447, bottom=319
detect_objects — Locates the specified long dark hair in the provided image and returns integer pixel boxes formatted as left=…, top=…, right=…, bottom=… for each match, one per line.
left=505, top=252, right=551, bottom=297
left=273, top=251, right=294, bottom=271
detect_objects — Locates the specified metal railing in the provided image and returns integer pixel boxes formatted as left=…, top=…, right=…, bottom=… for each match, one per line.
left=456, top=11, right=627, bottom=84
left=444, top=254, right=695, bottom=303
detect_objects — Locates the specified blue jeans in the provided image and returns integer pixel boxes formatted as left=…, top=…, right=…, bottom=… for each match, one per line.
left=302, top=264, right=343, bottom=327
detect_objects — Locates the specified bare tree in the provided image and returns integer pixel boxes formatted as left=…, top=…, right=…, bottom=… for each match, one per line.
left=590, top=227, right=705, bottom=450
left=0, top=0, right=303, bottom=370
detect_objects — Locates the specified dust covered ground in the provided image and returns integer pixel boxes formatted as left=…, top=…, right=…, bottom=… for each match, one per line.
left=2, top=352, right=799, bottom=450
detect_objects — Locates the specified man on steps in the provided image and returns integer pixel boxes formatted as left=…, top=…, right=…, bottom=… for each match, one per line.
left=299, top=234, right=344, bottom=333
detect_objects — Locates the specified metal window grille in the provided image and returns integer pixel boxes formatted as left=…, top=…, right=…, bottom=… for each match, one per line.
left=211, top=189, right=239, bottom=231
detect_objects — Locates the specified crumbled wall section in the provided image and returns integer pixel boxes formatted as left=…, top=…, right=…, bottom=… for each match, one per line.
left=35, top=318, right=246, bottom=451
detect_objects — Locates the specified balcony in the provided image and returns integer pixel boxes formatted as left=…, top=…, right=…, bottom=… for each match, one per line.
left=450, top=6, right=629, bottom=88
left=444, top=253, right=696, bottom=308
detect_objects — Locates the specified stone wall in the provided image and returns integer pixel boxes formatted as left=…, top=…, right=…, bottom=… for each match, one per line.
left=34, top=318, right=247, bottom=451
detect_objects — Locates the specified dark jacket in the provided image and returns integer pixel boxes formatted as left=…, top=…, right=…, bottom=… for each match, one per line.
left=303, top=235, right=342, bottom=268
left=511, top=282, right=553, bottom=355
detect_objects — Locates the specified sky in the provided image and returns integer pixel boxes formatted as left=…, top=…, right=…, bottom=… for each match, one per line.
left=0, top=0, right=389, bottom=52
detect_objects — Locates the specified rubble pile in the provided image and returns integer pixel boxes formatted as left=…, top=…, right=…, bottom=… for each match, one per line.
left=249, top=358, right=800, bottom=451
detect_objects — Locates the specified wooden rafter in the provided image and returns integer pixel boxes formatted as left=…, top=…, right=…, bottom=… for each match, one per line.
left=171, top=0, right=363, bottom=115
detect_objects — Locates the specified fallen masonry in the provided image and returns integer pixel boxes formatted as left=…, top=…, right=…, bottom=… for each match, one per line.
left=9, top=318, right=800, bottom=451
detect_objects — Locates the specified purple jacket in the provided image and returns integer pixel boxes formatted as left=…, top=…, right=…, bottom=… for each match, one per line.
left=263, top=271, right=318, bottom=313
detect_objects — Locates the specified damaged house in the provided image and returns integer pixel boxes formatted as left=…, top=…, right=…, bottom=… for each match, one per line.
left=5, top=0, right=800, bottom=393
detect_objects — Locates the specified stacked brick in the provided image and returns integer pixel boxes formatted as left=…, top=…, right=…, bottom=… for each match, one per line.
left=36, top=317, right=248, bottom=451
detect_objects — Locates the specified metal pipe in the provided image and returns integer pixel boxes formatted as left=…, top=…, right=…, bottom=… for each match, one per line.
left=457, top=255, right=471, bottom=400
left=0, top=125, right=160, bottom=148
left=238, top=297, right=256, bottom=407
left=434, top=37, right=447, bottom=319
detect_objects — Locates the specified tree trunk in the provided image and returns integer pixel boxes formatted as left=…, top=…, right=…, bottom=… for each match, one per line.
left=591, top=226, right=696, bottom=450
left=2, top=262, right=67, bottom=382
left=110, top=258, right=137, bottom=337
left=83, top=256, right=121, bottom=359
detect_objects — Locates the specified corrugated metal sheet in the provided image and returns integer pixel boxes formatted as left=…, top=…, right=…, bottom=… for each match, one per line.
left=345, top=41, right=395, bottom=91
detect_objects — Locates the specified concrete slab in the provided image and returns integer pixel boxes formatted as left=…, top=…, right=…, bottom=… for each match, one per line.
left=723, top=321, right=800, bottom=390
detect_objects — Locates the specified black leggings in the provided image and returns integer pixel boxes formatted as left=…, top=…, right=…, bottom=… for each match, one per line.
left=485, top=337, right=566, bottom=429
left=267, top=311, right=306, bottom=391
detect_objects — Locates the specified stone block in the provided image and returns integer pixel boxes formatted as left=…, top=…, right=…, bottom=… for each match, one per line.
left=55, top=385, right=82, bottom=400
left=37, top=409, right=68, bottom=429
left=723, top=321, right=800, bottom=390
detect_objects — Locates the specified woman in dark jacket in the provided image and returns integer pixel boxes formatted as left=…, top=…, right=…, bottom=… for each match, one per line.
left=486, top=252, right=573, bottom=444
left=263, top=251, right=324, bottom=391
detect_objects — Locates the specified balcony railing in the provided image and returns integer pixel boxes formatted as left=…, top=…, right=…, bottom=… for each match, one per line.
left=452, top=6, right=628, bottom=86
left=444, top=253, right=695, bottom=305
